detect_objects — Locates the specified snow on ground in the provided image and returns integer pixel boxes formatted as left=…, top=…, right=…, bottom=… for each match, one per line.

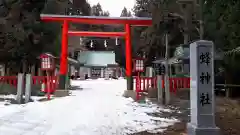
left=0, top=94, right=47, bottom=102
left=0, top=79, right=178, bottom=135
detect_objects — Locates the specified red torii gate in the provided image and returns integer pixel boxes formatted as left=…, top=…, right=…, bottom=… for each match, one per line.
left=40, top=14, right=152, bottom=90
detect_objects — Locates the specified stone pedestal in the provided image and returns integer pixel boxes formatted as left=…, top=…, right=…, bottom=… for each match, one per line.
left=123, top=90, right=146, bottom=101
left=187, top=123, right=220, bottom=135
left=147, top=87, right=157, bottom=98
left=54, top=90, right=69, bottom=97
left=123, top=90, right=137, bottom=100
left=126, top=76, right=133, bottom=90
left=58, top=75, right=66, bottom=89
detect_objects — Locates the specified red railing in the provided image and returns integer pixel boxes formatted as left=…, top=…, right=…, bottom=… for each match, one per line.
left=133, top=76, right=191, bottom=100
left=133, top=76, right=157, bottom=92
left=163, top=77, right=190, bottom=94
left=133, top=76, right=157, bottom=100
left=0, top=76, right=58, bottom=93
left=32, top=76, right=58, bottom=93
left=0, top=76, right=18, bottom=87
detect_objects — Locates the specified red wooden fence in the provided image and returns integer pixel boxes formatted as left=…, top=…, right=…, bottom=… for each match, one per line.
left=162, top=77, right=190, bottom=94
left=0, top=76, right=58, bottom=93
left=133, top=76, right=157, bottom=92
left=133, top=76, right=157, bottom=100
left=133, top=76, right=191, bottom=100
left=0, top=76, right=18, bottom=87
left=32, top=76, right=58, bottom=93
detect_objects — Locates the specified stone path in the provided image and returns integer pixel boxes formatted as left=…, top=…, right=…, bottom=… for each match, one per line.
left=0, top=110, right=49, bottom=135
left=0, top=79, right=178, bottom=135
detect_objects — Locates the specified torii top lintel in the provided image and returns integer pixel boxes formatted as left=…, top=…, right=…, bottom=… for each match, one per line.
left=40, top=14, right=152, bottom=26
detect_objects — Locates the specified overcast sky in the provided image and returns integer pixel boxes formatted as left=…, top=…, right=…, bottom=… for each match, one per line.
left=87, top=0, right=135, bottom=17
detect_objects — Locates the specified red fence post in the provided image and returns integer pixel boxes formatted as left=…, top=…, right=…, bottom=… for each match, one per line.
left=185, top=78, right=187, bottom=88
left=173, top=78, right=178, bottom=94
left=13, top=79, right=17, bottom=87
left=136, top=74, right=141, bottom=100
left=47, top=76, right=51, bottom=100
left=187, top=78, right=190, bottom=88
left=146, top=78, right=148, bottom=91
left=52, top=76, right=57, bottom=92
left=142, top=78, right=145, bottom=91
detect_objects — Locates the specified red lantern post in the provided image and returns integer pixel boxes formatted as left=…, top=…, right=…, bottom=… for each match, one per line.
left=133, top=58, right=144, bottom=100
left=40, top=53, right=55, bottom=100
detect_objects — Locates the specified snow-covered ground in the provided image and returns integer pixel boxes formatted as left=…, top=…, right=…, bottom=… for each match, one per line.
left=0, top=79, right=178, bottom=135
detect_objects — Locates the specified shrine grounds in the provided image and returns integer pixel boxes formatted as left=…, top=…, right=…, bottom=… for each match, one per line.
left=0, top=79, right=179, bottom=135
left=1, top=79, right=240, bottom=135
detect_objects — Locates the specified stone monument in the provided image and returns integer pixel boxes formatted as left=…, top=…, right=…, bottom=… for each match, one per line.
left=187, top=40, right=220, bottom=135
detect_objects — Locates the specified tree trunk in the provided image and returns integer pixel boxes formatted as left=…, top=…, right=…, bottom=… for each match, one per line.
left=225, top=71, right=233, bottom=98
left=31, top=64, right=36, bottom=75
left=22, top=60, right=27, bottom=74
left=6, top=67, right=10, bottom=76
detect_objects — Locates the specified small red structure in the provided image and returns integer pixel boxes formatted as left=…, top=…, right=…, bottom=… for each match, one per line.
left=40, top=53, right=56, bottom=99
left=133, top=58, right=145, bottom=72
left=133, top=58, right=145, bottom=100
left=40, top=53, right=55, bottom=71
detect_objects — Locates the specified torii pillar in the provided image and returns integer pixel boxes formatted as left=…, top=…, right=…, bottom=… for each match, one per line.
left=59, top=20, right=69, bottom=89
left=125, top=24, right=133, bottom=90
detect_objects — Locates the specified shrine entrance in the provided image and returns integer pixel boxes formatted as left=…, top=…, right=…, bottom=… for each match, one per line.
left=40, top=14, right=152, bottom=90
left=91, top=67, right=101, bottom=78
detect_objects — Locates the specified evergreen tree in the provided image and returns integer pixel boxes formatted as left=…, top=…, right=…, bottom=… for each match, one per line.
left=132, top=0, right=187, bottom=64
left=120, top=7, right=132, bottom=17
left=91, top=3, right=103, bottom=16
left=203, top=0, right=240, bottom=86
left=114, top=7, right=133, bottom=68
left=84, top=3, right=111, bottom=51
left=133, top=0, right=152, bottom=17
left=0, top=0, right=47, bottom=72
left=0, top=0, right=90, bottom=73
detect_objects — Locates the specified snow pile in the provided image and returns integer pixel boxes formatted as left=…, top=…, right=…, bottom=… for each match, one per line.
left=0, top=79, right=178, bottom=135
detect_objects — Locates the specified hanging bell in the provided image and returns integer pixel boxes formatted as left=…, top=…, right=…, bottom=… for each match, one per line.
left=90, top=40, right=93, bottom=48
left=104, top=40, right=107, bottom=47
left=115, top=37, right=119, bottom=45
